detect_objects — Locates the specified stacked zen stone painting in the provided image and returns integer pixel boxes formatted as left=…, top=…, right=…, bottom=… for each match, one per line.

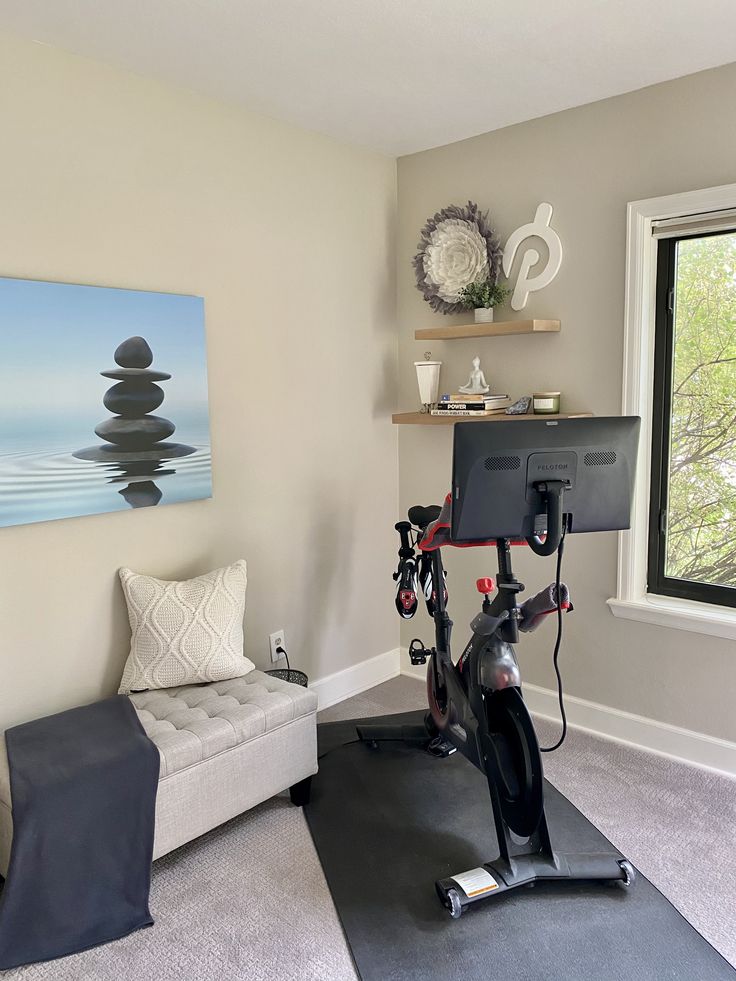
left=0, top=276, right=212, bottom=527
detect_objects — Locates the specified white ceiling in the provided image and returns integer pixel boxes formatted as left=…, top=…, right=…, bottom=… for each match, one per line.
left=2, top=0, right=735, bottom=156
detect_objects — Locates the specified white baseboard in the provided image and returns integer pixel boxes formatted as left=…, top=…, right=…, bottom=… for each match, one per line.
left=522, top=683, right=736, bottom=777
left=402, top=660, right=426, bottom=683
left=311, top=648, right=401, bottom=711
left=399, top=649, right=736, bottom=777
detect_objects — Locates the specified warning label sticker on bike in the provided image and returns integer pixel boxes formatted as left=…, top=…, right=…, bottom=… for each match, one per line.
left=450, top=867, right=499, bottom=897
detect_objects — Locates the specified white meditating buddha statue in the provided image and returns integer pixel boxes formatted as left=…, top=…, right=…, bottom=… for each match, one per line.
left=458, top=356, right=490, bottom=395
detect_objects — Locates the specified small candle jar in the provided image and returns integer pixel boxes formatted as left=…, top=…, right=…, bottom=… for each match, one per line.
left=533, top=391, right=561, bottom=414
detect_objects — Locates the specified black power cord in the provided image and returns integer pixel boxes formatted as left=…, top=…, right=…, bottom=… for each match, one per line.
left=275, top=645, right=291, bottom=672
left=540, top=521, right=568, bottom=753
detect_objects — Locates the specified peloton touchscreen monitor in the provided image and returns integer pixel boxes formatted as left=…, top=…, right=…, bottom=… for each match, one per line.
left=451, top=416, right=641, bottom=543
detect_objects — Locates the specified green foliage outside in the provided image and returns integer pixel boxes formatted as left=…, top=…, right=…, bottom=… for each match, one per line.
left=665, top=232, right=736, bottom=587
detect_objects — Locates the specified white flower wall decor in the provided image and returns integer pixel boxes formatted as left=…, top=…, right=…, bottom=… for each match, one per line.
left=413, top=202, right=503, bottom=315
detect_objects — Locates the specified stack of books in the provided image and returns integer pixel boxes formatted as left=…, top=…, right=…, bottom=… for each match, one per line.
left=431, top=393, right=511, bottom=416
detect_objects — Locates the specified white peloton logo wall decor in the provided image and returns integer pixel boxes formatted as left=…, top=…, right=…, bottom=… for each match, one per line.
left=502, top=203, right=563, bottom=311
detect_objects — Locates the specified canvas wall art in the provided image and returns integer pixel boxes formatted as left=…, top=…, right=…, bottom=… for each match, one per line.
left=0, top=276, right=212, bottom=528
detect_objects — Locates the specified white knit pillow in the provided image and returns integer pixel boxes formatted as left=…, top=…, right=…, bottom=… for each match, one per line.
left=117, top=559, right=254, bottom=694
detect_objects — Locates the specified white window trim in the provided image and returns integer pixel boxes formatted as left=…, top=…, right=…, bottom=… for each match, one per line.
left=607, top=182, right=736, bottom=641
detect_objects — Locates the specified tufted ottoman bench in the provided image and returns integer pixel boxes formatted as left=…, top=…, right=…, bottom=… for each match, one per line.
left=0, top=669, right=318, bottom=875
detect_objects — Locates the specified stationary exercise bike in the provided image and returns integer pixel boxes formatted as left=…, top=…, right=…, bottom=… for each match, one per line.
left=362, top=416, right=641, bottom=917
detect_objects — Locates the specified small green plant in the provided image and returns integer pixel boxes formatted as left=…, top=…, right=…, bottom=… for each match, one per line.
left=458, top=280, right=510, bottom=310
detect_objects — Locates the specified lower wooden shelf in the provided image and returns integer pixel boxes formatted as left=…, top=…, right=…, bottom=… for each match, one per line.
left=392, top=411, right=592, bottom=425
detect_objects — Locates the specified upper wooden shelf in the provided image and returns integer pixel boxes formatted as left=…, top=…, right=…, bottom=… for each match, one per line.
left=414, top=319, right=560, bottom=341
left=393, top=411, right=592, bottom=425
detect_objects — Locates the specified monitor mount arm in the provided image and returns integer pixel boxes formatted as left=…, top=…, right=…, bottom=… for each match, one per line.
left=526, top=479, right=568, bottom=557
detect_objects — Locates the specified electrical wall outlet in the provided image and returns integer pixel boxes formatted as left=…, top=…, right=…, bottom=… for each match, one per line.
left=269, top=629, right=285, bottom=663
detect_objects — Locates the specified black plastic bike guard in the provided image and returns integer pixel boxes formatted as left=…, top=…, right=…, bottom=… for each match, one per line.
left=481, top=687, right=545, bottom=838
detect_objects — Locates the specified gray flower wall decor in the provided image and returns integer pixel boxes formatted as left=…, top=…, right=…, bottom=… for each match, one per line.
left=413, top=201, right=503, bottom=314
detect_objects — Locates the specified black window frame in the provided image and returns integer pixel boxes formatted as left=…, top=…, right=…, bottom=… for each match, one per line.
left=648, top=228, right=736, bottom=608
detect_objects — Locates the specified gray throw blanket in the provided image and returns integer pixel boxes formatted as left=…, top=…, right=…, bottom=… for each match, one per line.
left=0, top=695, right=160, bottom=969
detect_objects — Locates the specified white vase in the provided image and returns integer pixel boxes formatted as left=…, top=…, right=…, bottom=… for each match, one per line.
left=414, top=360, right=441, bottom=410
left=474, top=308, right=494, bottom=323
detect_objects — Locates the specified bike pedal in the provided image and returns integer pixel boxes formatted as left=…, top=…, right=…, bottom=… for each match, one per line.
left=408, top=639, right=430, bottom=665
left=427, top=736, right=456, bottom=758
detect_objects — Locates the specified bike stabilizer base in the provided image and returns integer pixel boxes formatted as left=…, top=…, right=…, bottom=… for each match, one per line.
left=436, top=852, right=636, bottom=918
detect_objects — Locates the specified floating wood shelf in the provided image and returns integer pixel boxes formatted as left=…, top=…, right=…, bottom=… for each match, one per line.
left=414, top=319, right=560, bottom=341
left=392, top=411, right=592, bottom=426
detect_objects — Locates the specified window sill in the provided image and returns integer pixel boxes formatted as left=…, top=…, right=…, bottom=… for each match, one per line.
left=607, top=594, right=736, bottom=641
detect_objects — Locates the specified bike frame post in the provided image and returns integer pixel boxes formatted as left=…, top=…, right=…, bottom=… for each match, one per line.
left=489, top=538, right=522, bottom=644
left=430, top=548, right=452, bottom=660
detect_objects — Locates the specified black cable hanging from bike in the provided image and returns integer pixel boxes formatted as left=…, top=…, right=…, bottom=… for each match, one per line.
left=540, top=521, right=568, bottom=753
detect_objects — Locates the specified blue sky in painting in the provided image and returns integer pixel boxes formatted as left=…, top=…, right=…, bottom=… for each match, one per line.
left=0, top=276, right=210, bottom=455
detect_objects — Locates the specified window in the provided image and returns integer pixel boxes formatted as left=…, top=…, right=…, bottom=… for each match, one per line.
left=608, top=184, right=736, bottom=639
left=649, top=228, right=736, bottom=607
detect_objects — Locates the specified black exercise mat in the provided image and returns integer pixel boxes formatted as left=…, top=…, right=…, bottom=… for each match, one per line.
left=306, top=711, right=735, bottom=981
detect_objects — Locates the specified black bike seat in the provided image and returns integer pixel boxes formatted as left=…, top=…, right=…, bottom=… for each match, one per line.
left=408, top=504, right=442, bottom=529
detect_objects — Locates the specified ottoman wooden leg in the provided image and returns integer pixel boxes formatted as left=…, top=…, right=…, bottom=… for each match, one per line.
left=289, top=776, right=312, bottom=807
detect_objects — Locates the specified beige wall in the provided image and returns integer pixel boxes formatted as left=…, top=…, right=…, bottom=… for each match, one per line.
left=397, top=63, right=736, bottom=742
left=0, top=34, right=398, bottom=728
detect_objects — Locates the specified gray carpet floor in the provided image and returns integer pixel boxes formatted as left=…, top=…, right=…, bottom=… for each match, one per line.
left=4, top=676, right=735, bottom=979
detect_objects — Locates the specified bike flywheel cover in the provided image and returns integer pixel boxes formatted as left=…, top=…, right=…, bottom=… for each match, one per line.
left=482, top=687, right=544, bottom=838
